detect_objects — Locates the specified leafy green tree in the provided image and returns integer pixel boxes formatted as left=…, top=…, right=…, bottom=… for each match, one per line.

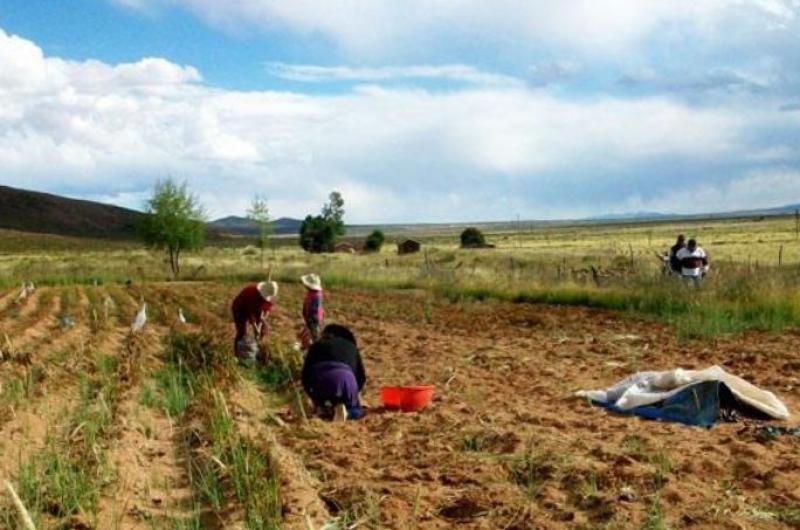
left=322, top=191, right=345, bottom=225
left=364, top=229, right=385, bottom=252
left=299, top=191, right=346, bottom=253
left=247, top=194, right=273, bottom=269
left=460, top=227, right=486, bottom=248
left=139, top=179, right=206, bottom=278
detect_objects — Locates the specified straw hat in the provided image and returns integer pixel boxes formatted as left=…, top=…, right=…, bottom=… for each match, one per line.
left=301, top=273, right=322, bottom=291
left=257, top=281, right=278, bottom=301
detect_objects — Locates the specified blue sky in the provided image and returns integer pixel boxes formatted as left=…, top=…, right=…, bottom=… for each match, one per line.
left=0, top=0, right=799, bottom=222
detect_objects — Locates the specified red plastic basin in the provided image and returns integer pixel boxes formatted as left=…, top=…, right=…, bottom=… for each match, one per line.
left=380, top=385, right=435, bottom=412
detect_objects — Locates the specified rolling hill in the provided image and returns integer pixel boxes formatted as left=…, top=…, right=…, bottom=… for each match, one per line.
left=210, top=216, right=303, bottom=236
left=0, top=185, right=143, bottom=239
left=1, top=184, right=798, bottom=242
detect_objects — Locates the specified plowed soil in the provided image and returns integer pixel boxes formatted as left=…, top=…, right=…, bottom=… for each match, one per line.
left=1, top=282, right=797, bottom=530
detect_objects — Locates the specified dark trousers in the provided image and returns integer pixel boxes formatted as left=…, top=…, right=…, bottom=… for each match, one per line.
left=233, top=308, right=251, bottom=354
left=304, top=361, right=362, bottom=418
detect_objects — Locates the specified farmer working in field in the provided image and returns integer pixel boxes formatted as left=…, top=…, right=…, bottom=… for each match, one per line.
left=231, top=281, right=278, bottom=358
left=301, top=273, right=324, bottom=341
left=669, top=234, right=686, bottom=274
left=675, top=238, right=709, bottom=284
left=301, top=324, right=366, bottom=421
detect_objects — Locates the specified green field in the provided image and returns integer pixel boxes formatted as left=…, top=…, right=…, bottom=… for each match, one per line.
left=2, top=215, right=799, bottom=338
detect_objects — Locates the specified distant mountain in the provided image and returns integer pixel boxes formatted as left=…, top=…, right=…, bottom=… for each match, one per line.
left=0, top=185, right=143, bottom=239
left=2, top=183, right=798, bottom=242
left=586, top=204, right=800, bottom=222
left=585, top=211, right=669, bottom=221
left=210, top=216, right=303, bottom=236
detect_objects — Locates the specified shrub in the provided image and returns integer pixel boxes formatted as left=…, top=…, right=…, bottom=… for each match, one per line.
left=299, top=215, right=337, bottom=253
left=364, top=230, right=385, bottom=252
left=460, top=227, right=486, bottom=248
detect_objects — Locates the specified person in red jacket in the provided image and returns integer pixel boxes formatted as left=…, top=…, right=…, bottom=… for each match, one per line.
left=231, top=281, right=278, bottom=357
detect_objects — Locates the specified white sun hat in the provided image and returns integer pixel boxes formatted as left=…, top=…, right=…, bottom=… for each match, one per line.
left=257, top=281, right=278, bottom=301
left=301, top=273, right=322, bottom=291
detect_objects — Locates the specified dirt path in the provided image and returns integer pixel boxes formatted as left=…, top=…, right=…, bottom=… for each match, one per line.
left=0, top=289, right=15, bottom=314
left=95, top=324, right=200, bottom=530
left=0, top=326, right=98, bottom=480
left=10, top=291, right=61, bottom=352
left=0, top=288, right=51, bottom=345
left=229, top=379, right=332, bottom=530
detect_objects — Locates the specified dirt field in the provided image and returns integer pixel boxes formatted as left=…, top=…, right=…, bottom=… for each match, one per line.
left=1, top=282, right=798, bottom=529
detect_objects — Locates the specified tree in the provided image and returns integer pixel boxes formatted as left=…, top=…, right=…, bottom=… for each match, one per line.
left=460, top=227, right=486, bottom=248
left=322, top=191, right=345, bottom=226
left=247, top=195, right=272, bottom=269
left=139, top=179, right=206, bottom=278
left=364, top=229, right=385, bottom=252
left=299, top=191, right=346, bottom=253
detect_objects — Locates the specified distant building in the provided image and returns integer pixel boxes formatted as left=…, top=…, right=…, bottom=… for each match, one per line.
left=397, top=239, right=421, bottom=255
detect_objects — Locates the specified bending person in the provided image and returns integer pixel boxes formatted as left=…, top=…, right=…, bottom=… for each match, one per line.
left=231, top=281, right=278, bottom=358
left=301, top=324, right=366, bottom=421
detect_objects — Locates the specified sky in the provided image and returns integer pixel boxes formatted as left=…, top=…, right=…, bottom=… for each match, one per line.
left=0, top=0, right=799, bottom=223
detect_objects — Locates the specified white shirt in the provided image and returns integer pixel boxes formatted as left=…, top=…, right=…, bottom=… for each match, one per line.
left=675, top=246, right=708, bottom=277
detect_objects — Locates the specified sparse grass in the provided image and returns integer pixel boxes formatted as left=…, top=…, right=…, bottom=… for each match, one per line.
left=0, top=366, right=43, bottom=407
left=163, top=330, right=282, bottom=529
left=156, top=363, right=195, bottom=417
left=323, top=490, right=383, bottom=530
left=506, top=449, right=558, bottom=499
left=641, top=495, right=669, bottom=530
left=5, top=353, right=120, bottom=528
left=778, top=506, right=800, bottom=525
left=460, top=432, right=486, bottom=452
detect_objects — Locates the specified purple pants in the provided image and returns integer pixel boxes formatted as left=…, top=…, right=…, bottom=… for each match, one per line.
left=304, top=361, right=360, bottom=409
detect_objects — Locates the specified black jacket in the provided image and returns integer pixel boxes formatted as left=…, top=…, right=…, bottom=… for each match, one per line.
left=301, top=337, right=366, bottom=391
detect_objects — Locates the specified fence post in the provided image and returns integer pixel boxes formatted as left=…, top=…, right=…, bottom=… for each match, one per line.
left=779, top=245, right=784, bottom=268
left=795, top=209, right=799, bottom=240
left=591, top=265, right=601, bottom=287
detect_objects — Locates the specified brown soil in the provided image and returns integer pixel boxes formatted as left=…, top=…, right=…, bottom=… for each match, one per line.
left=267, top=286, right=800, bottom=530
left=1, top=282, right=798, bottom=530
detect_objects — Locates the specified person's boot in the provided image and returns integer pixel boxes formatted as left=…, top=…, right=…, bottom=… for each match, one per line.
left=333, top=403, right=348, bottom=422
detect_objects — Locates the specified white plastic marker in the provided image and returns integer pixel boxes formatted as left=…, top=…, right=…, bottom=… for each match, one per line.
left=15, top=282, right=28, bottom=303
left=131, top=302, right=147, bottom=333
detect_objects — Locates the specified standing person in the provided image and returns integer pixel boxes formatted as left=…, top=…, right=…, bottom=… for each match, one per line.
left=676, top=239, right=709, bottom=285
left=231, top=281, right=278, bottom=357
left=301, top=273, right=324, bottom=342
left=301, top=324, right=366, bottom=421
left=669, top=234, right=686, bottom=274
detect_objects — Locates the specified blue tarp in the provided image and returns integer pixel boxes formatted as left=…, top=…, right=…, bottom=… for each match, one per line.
left=594, top=381, right=734, bottom=427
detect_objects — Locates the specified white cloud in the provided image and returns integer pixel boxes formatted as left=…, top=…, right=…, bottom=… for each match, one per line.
left=267, top=63, right=522, bottom=86
left=528, top=61, right=581, bottom=87
left=113, top=0, right=799, bottom=58
left=1, top=27, right=798, bottom=222
left=626, top=168, right=800, bottom=214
